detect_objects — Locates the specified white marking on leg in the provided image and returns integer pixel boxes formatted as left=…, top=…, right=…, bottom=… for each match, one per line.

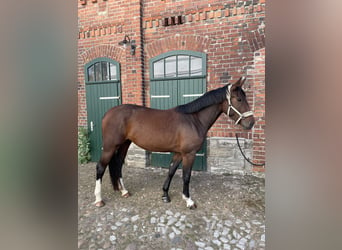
left=94, top=179, right=102, bottom=203
left=182, top=194, right=195, bottom=208
left=119, top=178, right=129, bottom=196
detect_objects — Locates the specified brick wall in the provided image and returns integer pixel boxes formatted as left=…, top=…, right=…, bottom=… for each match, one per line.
left=142, top=0, right=265, bottom=170
left=248, top=47, right=265, bottom=170
left=78, top=0, right=144, bottom=127
left=78, top=0, right=265, bottom=172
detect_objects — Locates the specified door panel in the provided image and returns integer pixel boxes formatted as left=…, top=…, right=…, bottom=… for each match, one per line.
left=86, top=82, right=121, bottom=161
left=178, top=78, right=205, bottom=105
left=150, top=80, right=177, bottom=110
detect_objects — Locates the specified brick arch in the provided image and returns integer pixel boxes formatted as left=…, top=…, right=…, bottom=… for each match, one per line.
left=80, top=44, right=125, bottom=65
left=145, top=34, right=211, bottom=58
left=244, top=28, right=265, bottom=53
left=78, top=44, right=126, bottom=128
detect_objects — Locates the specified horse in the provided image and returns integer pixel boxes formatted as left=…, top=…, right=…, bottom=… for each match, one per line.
left=93, top=76, right=255, bottom=209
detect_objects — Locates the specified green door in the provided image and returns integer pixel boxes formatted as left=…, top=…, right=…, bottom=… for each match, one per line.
left=85, top=58, right=121, bottom=162
left=150, top=51, right=207, bottom=171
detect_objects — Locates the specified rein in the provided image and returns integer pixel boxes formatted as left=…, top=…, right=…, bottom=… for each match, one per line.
left=226, top=84, right=254, bottom=125
left=235, top=134, right=265, bottom=166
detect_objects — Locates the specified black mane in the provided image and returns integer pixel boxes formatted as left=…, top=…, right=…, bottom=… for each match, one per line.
left=175, top=85, right=228, bottom=114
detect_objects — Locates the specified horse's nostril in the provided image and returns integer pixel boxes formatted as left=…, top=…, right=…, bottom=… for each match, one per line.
left=249, top=119, right=255, bottom=129
left=244, top=119, right=255, bottom=130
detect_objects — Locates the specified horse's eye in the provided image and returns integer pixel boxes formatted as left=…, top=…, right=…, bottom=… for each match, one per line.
left=237, top=98, right=242, bottom=102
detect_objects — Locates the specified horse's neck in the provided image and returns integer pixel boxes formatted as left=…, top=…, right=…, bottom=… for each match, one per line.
left=195, top=103, right=223, bottom=134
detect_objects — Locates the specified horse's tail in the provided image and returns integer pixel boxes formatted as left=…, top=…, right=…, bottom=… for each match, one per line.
left=108, top=151, right=122, bottom=191
left=107, top=140, right=131, bottom=191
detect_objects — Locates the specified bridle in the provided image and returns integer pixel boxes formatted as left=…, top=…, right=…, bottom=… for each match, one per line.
left=226, top=84, right=254, bottom=125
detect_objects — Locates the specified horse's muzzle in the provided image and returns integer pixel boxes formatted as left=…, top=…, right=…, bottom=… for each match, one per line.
left=241, top=117, right=255, bottom=130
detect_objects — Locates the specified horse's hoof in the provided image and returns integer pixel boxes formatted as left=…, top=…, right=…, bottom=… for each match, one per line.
left=95, top=200, right=105, bottom=207
left=122, top=192, right=130, bottom=198
left=162, top=196, right=171, bottom=203
left=189, top=203, right=197, bottom=210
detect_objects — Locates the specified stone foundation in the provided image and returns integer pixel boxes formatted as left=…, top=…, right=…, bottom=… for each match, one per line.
left=125, top=137, right=255, bottom=175
left=207, top=137, right=253, bottom=175
left=125, top=143, right=148, bottom=168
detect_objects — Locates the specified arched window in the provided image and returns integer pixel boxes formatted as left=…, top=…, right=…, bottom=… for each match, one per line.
left=86, top=58, right=119, bottom=83
left=151, top=50, right=206, bottom=79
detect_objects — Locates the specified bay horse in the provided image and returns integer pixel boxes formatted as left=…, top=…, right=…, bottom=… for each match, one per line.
left=94, top=76, right=255, bottom=209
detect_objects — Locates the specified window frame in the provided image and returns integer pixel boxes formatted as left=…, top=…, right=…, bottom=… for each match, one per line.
left=150, top=50, right=207, bottom=81
left=85, top=57, right=120, bottom=84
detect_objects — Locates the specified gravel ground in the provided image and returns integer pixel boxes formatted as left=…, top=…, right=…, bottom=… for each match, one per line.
left=78, top=163, right=265, bottom=250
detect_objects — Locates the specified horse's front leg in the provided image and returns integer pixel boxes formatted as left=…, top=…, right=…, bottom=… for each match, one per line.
left=182, top=153, right=197, bottom=209
left=162, top=153, right=182, bottom=202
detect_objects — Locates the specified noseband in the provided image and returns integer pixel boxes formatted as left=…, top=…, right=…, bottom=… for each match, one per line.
left=226, top=84, right=254, bottom=125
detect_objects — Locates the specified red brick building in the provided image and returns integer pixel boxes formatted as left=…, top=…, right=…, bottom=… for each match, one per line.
left=78, top=0, right=265, bottom=174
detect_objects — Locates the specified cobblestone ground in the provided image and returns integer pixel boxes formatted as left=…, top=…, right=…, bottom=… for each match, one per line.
left=78, top=163, right=265, bottom=250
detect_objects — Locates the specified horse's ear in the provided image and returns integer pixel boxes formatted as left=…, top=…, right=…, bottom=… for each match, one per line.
left=234, top=76, right=246, bottom=87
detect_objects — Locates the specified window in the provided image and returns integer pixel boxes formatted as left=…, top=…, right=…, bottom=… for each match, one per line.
left=190, top=56, right=202, bottom=76
left=86, top=59, right=118, bottom=83
left=165, top=56, right=176, bottom=77
left=152, top=52, right=204, bottom=79
left=178, top=55, right=190, bottom=77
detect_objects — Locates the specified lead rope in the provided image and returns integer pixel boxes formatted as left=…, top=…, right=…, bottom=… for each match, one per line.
left=235, top=133, right=265, bottom=166
left=227, top=84, right=265, bottom=166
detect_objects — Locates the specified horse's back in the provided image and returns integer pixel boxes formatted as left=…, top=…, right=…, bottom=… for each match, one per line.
left=102, top=103, right=177, bottom=135
left=103, top=104, right=173, bottom=123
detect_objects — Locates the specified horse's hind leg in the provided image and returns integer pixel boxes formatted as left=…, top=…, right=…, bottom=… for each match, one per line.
left=109, top=140, right=131, bottom=198
left=119, top=141, right=132, bottom=197
left=94, top=150, right=116, bottom=207
left=162, top=153, right=182, bottom=203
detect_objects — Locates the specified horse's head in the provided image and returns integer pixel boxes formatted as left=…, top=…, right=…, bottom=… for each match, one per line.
left=224, top=77, right=255, bottom=130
